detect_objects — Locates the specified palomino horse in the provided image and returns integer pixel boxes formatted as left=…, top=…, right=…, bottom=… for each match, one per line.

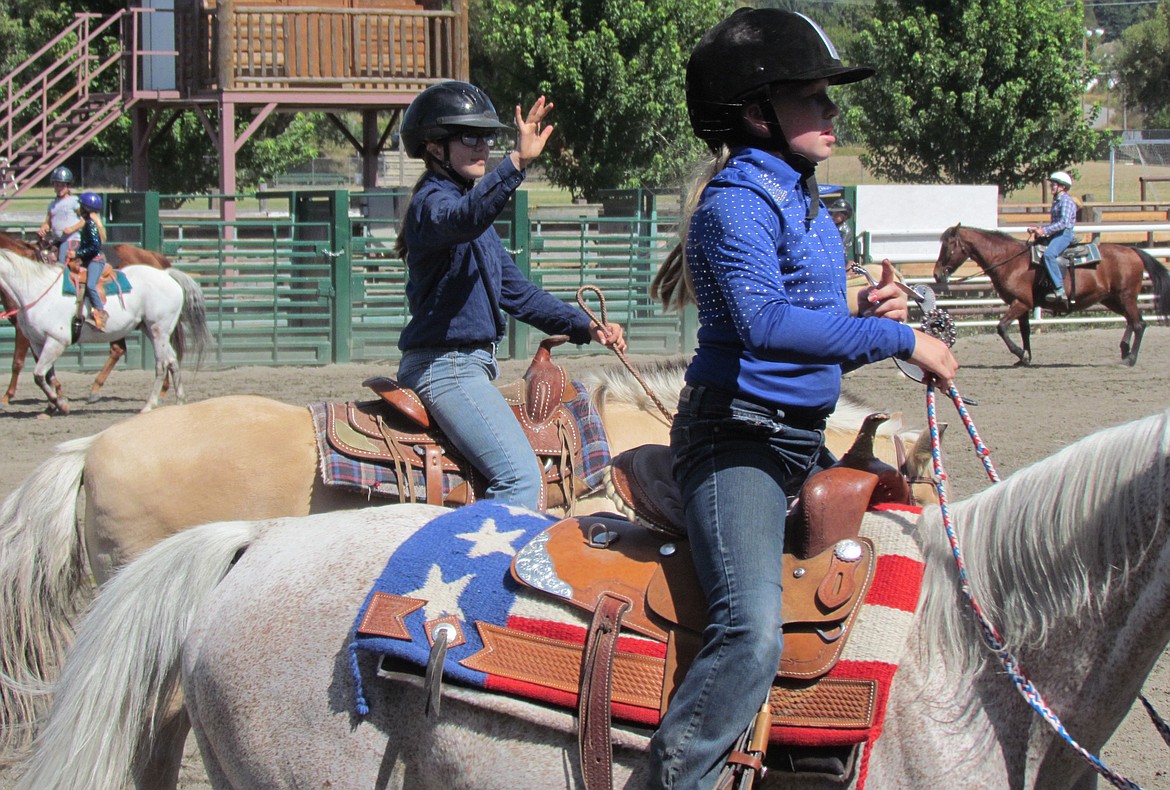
left=933, top=224, right=1170, bottom=366
left=14, top=409, right=1170, bottom=789
left=0, top=233, right=210, bottom=415
left=0, top=235, right=174, bottom=407
left=0, top=357, right=937, bottom=758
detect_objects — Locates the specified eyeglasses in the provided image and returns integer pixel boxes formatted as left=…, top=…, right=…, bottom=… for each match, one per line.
left=455, top=131, right=498, bottom=148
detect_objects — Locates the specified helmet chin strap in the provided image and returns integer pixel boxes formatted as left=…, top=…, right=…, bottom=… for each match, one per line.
left=758, top=100, right=819, bottom=222
left=431, top=141, right=475, bottom=190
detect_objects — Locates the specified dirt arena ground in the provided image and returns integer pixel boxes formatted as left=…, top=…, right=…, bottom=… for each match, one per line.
left=1, top=324, right=1168, bottom=788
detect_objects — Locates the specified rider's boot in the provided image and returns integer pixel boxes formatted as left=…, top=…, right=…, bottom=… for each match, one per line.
left=88, top=308, right=108, bottom=330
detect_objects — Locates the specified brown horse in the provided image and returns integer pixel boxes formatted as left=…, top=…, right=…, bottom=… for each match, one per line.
left=933, top=224, right=1170, bottom=366
left=0, top=233, right=173, bottom=407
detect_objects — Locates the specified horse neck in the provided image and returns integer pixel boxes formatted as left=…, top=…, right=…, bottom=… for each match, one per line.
left=0, top=250, right=58, bottom=301
left=963, top=230, right=1026, bottom=279
left=911, top=412, right=1170, bottom=747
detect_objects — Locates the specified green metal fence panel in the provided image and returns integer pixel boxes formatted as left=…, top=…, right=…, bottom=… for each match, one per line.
left=0, top=187, right=693, bottom=370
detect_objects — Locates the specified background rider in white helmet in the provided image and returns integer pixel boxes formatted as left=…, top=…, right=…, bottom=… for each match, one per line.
left=1027, top=170, right=1076, bottom=305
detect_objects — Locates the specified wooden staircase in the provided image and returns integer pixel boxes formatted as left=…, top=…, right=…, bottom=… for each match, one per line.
left=0, top=11, right=131, bottom=211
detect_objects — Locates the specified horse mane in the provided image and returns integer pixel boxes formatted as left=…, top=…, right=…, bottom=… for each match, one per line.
left=956, top=225, right=1023, bottom=245
left=0, top=231, right=41, bottom=259
left=580, top=356, right=689, bottom=416
left=581, top=357, right=904, bottom=435
left=918, top=409, right=1170, bottom=679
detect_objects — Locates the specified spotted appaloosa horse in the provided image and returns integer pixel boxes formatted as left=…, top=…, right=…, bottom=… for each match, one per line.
left=934, top=223, right=1170, bottom=366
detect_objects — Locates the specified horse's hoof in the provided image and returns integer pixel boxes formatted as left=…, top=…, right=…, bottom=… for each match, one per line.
left=87, top=392, right=101, bottom=404
left=1124, top=357, right=1138, bottom=368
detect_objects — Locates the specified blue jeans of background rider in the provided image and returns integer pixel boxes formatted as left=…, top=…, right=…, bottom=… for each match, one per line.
left=397, top=346, right=543, bottom=509
left=56, top=233, right=79, bottom=266
left=648, top=385, right=828, bottom=789
left=83, top=256, right=105, bottom=311
left=1041, top=228, right=1074, bottom=293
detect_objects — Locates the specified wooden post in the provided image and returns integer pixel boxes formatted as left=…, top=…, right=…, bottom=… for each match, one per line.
left=216, top=0, right=234, bottom=91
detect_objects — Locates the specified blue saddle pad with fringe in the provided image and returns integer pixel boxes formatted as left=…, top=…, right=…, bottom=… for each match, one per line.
left=61, top=268, right=131, bottom=296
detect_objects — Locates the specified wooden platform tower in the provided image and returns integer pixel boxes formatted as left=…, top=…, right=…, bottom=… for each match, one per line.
left=0, top=0, right=467, bottom=216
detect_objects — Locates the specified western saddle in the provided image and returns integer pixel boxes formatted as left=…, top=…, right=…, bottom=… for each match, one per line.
left=323, top=336, right=591, bottom=510
left=494, top=421, right=910, bottom=789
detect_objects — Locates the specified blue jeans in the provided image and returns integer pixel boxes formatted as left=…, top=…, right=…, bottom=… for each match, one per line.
left=648, top=385, right=830, bottom=789
left=1041, top=229, right=1073, bottom=293
left=55, top=233, right=79, bottom=266
left=83, top=256, right=105, bottom=311
left=397, top=346, right=543, bottom=509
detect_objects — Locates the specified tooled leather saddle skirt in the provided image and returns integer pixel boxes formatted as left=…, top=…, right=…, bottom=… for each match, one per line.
left=321, top=337, right=601, bottom=511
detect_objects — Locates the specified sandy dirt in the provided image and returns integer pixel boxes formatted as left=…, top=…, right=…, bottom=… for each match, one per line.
left=1, top=325, right=1168, bottom=788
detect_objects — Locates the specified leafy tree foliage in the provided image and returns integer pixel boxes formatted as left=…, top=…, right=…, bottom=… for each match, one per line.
left=91, top=113, right=320, bottom=195
left=846, top=0, right=1109, bottom=194
left=1114, top=0, right=1170, bottom=127
left=1088, top=1, right=1155, bottom=42
left=470, top=0, right=733, bottom=200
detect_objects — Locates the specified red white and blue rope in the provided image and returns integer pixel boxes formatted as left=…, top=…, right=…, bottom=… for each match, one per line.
left=925, top=382, right=1144, bottom=790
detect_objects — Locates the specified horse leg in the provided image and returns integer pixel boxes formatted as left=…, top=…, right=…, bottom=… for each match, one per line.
left=136, top=708, right=191, bottom=790
left=32, top=339, right=71, bottom=417
left=1122, top=319, right=1146, bottom=367
left=996, top=303, right=1031, bottom=365
left=87, top=339, right=127, bottom=403
left=143, top=326, right=179, bottom=412
left=2, top=330, right=28, bottom=406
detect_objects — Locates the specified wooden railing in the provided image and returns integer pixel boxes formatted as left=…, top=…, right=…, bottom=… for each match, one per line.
left=180, top=1, right=467, bottom=93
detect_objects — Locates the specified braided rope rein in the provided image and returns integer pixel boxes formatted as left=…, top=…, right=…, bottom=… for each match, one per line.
left=925, top=381, right=1158, bottom=790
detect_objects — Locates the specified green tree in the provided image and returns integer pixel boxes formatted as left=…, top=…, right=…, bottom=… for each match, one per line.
left=845, top=0, right=1108, bottom=194
left=471, top=0, right=733, bottom=200
left=90, top=113, right=320, bottom=195
left=1115, top=0, right=1170, bottom=127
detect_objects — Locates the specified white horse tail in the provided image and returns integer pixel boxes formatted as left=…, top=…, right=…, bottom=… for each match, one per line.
left=165, top=267, right=212, bottom=365
left=15, top=517, right=263, bottom=790
left=0, top=434, right=97, bottom=757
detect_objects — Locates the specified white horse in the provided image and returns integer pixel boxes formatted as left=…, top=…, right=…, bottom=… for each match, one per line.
left=14, top=409, right=1170, bottom=789
left=0, top=356, right=937, bottom=759
left=0, top=238, right=210, bottom=415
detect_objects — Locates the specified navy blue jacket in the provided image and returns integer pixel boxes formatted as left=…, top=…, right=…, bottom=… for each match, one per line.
left=398, top=157, right=593, bottom=351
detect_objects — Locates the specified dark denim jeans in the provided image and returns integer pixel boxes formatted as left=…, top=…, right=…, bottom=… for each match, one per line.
left=397, top=346, right=543, bottom=509
left=648, top=385, right=829, bottom=789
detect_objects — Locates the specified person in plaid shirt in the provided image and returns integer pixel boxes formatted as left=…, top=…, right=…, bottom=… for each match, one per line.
left=1028, top=170, right=1077, bottom=304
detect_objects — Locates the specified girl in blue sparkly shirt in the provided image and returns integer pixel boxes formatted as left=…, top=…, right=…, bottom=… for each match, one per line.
left=647, top=10, right=958, bottom=788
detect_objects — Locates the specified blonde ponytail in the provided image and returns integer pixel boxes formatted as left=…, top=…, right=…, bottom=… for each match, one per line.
left=651, top=146, right=731, bottom=311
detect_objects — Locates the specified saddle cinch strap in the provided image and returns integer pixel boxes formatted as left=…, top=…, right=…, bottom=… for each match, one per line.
left=325, top=336, right=588, bottom=510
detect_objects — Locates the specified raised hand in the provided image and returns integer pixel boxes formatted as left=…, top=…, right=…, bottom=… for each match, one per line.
left=512, top=96, right=555, bottom=170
